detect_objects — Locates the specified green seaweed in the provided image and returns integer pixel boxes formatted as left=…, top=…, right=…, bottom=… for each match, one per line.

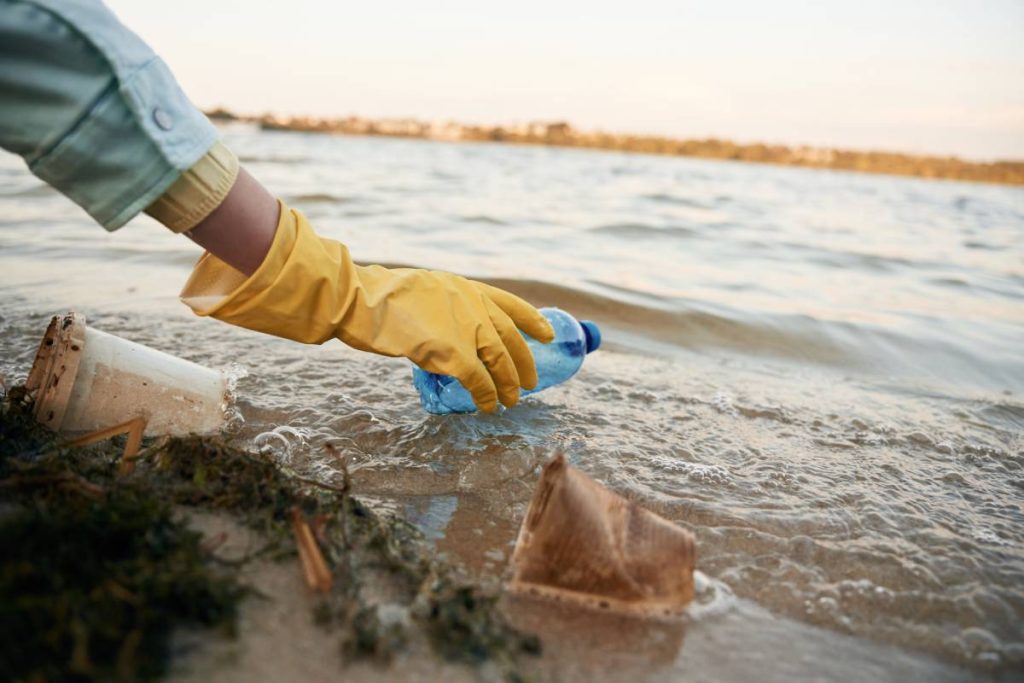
left=0, top=386, right=539, bottom=681
left=0, top=393, right=245, bottom=682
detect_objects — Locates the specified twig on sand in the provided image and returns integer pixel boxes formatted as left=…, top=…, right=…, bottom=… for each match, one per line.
left=65, top=416, right=147, bottom=475
left=290, top=507, right=333, bottom=593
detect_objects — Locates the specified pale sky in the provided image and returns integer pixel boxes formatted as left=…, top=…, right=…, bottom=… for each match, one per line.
left=107, top=0, right=1024, bottom=160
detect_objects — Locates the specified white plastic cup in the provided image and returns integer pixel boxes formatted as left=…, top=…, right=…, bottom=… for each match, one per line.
left=27, top=312, right=227, bottom=436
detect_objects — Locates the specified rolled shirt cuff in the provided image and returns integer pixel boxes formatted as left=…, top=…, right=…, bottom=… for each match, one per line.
left=145, top=141, right=239, bottom=233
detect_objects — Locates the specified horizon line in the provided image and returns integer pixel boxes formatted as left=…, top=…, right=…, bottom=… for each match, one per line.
left=208, top=106, right=1024, bottom=166
left=206, top=107, right=1024, bottom=187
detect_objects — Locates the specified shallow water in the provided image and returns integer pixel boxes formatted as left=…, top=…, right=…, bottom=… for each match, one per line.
left=1, top=124, right=1022, bottom=681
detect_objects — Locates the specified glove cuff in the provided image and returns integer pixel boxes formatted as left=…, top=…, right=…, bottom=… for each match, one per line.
left=179, top=199, right=352, bottom=344
left=180, top=199, right=296, bottom=314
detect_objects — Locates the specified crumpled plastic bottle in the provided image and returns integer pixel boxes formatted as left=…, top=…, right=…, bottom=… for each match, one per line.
left=412, top=307, right=601, bottom=414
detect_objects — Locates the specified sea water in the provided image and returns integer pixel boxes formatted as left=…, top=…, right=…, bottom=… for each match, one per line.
left=1, top=126, right=1021, bottom=681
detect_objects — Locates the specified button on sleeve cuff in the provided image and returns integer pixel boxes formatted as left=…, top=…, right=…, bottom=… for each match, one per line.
left=26, top=56, right=218, bottom=231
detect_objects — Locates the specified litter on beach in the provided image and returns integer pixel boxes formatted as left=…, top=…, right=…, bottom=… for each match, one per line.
left=509, top=454, right=697, bottom=617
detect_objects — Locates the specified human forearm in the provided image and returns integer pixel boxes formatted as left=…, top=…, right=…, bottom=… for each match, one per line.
left=183, top=166, right=279, bottom=276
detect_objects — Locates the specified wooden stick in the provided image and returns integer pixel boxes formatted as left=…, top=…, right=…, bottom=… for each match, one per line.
left=290, top=507, right=332, bottom=593
left=66, top=416, right=147, bottom=475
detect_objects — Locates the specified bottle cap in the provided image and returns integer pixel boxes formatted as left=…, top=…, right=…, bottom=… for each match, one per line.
left=580, top=320, right=601, bottom=353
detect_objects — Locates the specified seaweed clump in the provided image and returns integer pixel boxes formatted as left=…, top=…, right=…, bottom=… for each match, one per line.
left=0, top=387, right=539, bottom=681
left=0, top=390, right=244, bottom=681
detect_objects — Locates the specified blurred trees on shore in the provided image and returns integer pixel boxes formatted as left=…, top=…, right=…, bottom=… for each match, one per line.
left=207, top=108, right=1024, bottom=186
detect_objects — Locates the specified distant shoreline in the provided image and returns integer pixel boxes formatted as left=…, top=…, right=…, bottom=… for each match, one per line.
left=207, top=108, right=1024, bottom=187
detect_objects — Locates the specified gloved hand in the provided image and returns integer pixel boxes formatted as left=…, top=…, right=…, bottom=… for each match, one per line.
left=180, top=200, right=554, bottom=412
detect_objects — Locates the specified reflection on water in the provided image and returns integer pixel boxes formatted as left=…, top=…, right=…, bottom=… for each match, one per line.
left=1, top=125, right=1022, bottom=681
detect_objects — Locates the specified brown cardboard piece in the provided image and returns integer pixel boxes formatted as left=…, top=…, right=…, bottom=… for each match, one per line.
left=508, top=454, right=696, bottom=617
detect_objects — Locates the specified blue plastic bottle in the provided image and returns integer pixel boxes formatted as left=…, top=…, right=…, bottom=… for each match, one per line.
left=412, top=307, right=601, bottom=414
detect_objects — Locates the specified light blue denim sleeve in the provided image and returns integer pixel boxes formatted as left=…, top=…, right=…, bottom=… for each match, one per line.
left=0, top=0, right=217, bottom=230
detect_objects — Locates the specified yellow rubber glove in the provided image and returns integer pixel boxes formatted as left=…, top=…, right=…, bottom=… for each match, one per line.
left=180, top=200, right=554, bottom=412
